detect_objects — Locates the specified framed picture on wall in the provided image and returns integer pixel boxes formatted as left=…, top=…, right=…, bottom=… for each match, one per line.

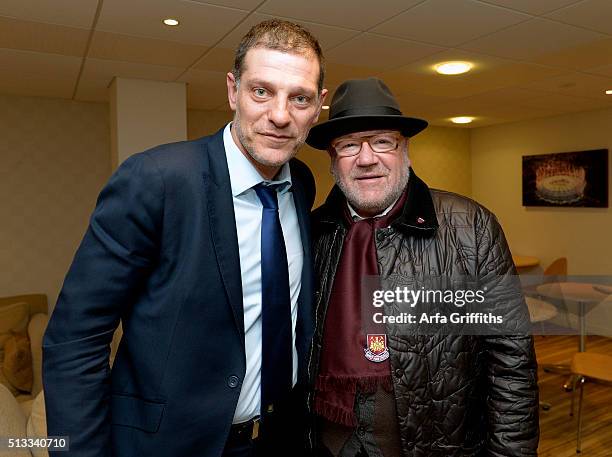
left=522, top=149, right=608, bottom=207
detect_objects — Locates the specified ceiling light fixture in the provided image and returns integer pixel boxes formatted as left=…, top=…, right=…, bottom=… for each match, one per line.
left=606, top=89, right=612, bottom=95
left=435, top=61, right=473, bottom=75
left=451, top=116, right=474, bottom=124
left=163, top=18, right=180, bottom=26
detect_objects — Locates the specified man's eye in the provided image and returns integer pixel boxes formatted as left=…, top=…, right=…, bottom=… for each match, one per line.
left=339, top=142, right=358, bottom=150
left=294, top=95, right=310, bottom=105
left=253, top=88, right=268, bottom=97
left=374, top=138, right=394, bottom=146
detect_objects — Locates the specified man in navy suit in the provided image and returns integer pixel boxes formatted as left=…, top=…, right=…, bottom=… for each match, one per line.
left=42, top=19, right=327, bottom=457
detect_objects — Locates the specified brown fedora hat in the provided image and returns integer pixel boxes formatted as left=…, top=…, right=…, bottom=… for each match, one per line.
left=306, top=78, right=428, bottom=150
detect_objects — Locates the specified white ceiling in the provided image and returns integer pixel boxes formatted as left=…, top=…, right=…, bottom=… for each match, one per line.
left=1, top=0, right=611, bottom=127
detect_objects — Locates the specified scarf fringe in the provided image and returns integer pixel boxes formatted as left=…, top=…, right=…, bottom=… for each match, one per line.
left=314, top=396, right=357, bottom=427
left=316, top=374, right=393, bottom=393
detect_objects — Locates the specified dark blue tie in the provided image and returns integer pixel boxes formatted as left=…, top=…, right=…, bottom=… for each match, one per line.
left=254, top=183, right=293, bottom=417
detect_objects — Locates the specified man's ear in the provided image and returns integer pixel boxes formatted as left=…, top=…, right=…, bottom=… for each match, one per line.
left=226, top=72, right=238, bottom=111
left=313, top=88, right=329, bottom=124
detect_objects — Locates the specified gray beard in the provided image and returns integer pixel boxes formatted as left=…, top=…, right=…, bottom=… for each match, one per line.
left=332, top=164, right=410, bottom=216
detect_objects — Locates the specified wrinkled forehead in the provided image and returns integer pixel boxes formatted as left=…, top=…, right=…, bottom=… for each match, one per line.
left=241, top=47, right=320, bottom=89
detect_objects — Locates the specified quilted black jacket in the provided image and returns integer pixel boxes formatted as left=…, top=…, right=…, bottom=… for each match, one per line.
left=306, top=170, right=539, bottom=456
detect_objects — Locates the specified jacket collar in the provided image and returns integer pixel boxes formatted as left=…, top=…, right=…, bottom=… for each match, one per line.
left=318, top=168, right=439, bottom=235
left=202, top=128, right=245, bottom=340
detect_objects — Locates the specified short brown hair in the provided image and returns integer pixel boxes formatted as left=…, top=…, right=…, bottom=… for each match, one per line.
left=232, top=19, right=325, bottom=92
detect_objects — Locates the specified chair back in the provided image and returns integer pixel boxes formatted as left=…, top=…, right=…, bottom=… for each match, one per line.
left=0, top=294, right=48, bottom=316
left=544, top=257, right=567, bottom=277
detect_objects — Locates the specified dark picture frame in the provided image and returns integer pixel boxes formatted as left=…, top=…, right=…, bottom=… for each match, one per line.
left=522, top=149, right=608, bottom=207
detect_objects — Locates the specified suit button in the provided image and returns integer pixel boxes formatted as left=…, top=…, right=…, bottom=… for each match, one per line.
left=227, top=375, right=240, bottom=388
left=358, top=394, right=367, bottom=404
left=394, top=369, right=403, bottom=378
left=357, top=426, right=366, bottom=436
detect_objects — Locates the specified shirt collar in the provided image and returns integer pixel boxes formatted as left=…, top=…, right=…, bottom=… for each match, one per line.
left=223, top=123, right=292, bottom=197
left=347, top=196, right=400, bottom=221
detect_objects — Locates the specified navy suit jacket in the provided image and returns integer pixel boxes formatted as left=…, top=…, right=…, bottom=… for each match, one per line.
left=42, top=128, right=316, bottom=457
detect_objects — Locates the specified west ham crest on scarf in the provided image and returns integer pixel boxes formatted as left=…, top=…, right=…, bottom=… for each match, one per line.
left=364, top=334, right=389, bottom=362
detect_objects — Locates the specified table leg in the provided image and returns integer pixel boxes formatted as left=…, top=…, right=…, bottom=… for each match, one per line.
left=579, top=301, right=586, bottom=352
left=564, top=302, right=587, bottom=392
left=563, top=301, right=586, bottom=390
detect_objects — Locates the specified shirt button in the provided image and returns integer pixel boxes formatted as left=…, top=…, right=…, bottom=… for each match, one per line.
left=358, top=394, right=367, bottom=404
left=394, top=369, right=403, bottom=379
left=227, top=375, right=240, bottom=388
left=357, top=426, right=366, bottom=436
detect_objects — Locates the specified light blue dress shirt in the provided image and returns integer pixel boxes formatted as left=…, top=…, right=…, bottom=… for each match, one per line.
left=223, top=123, right=302, bottom=423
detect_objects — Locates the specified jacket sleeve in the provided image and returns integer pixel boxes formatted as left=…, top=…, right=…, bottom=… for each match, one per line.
left=42, top=152, right=164, bottom=457
left=476, top=209, right=539, bottom=456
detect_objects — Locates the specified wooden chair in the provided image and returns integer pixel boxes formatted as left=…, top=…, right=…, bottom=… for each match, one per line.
left=522, top=257, right=568, bottom=298
left=570, top=352, right=612, bottom=453
left=543, top=257, right=568, bottom=276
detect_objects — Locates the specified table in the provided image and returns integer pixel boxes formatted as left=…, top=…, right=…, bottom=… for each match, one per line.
left=525, top=296, right=558, bottom=323
left=536, top=282, right=608, bottom=352
left=593, top=284, right=612, bottom=296
left=513, top=255, right=540, bottom=269
left=536, top=282, right=609, bottom=393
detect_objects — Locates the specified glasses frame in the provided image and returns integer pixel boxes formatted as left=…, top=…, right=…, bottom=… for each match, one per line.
left=331, top=132, right=402, bottom=157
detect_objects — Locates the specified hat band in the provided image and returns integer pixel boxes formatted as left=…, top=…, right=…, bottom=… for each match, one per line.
left=331, top=105, right=403, bottom=120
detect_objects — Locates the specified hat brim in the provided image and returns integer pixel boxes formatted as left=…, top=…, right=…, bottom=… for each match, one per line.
left=306, top=114, right=428, bottom=150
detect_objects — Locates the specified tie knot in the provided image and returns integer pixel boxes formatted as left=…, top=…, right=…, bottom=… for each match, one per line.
left=254, top=183, right=282, bottom=210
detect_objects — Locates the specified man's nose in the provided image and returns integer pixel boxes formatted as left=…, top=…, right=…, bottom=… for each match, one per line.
left=355, top=142, right=379, bottom=167
left=268, top=98, right=291, bottom=128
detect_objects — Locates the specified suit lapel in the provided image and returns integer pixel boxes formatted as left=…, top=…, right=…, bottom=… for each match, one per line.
left=203, top=129, right=245, bottom=339
left=290, top=162, right=315, bottom=382
left=290, top=170, right=312, bottom=259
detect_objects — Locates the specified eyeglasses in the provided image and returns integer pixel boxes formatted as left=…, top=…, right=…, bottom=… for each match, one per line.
left=331, top=133, right=401, bottom=157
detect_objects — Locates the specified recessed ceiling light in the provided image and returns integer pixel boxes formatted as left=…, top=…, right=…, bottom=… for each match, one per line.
left=163, top=18, right=180, bottom=26
left=606, top=89, right=612, bottom=95
left=322, top=105, right=330, bottom=110
left=451, top=116, right=474, bottom=124
left=435, top=61, right=473, bottom=75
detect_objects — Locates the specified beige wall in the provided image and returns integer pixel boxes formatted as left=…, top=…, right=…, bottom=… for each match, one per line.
left=187, top=109, right=232, bottom=140
left=0, top=94, right=111, bottom=306
left=110, top=78, right=187, bottom=169
left=409, top=126, right=472, bottom=197
left=471, top=107, right=612, bottom=275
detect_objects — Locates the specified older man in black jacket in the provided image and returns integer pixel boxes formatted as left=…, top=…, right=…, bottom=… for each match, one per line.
left=304, top=78, right=539, bottom=457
